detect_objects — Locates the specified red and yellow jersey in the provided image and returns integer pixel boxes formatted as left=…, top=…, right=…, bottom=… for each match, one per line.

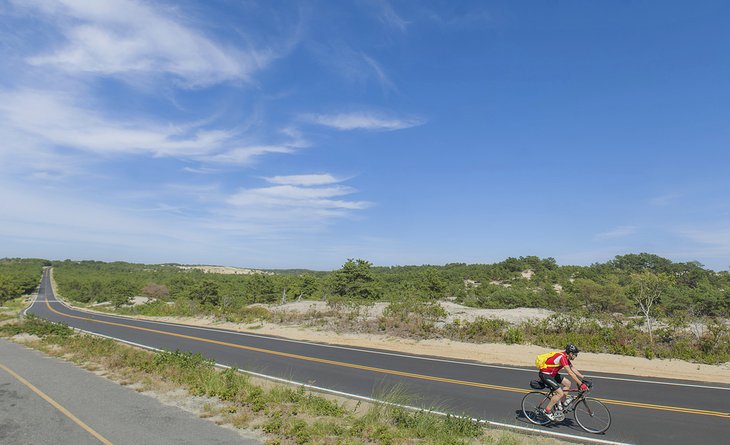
left=539, top=351, right=571, bottom=376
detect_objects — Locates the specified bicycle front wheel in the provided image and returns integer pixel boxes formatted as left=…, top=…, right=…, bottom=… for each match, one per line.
left=521, top=391, right=551, bottom=425
left=574, top=397, right=611, bottom=433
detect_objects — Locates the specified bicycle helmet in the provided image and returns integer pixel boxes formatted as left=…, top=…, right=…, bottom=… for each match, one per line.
left=565, top=344, right=580, bottom=354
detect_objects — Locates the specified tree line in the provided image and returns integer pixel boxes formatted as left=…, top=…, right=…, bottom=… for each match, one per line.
left=41, top=253, right=729, bottom=319
left=0, top=258, right=48, bottom=304
left=5, top=254, right=730, bottom=363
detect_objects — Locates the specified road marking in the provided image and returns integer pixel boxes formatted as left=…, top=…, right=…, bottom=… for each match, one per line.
left=0, top=362, right=114, bottom=445
left=39, top=293, right=730, bottom=420
left=47, top=326, right=634, bottom=445
left=46, top=283, right=730, bottom=392
left=222, top=364, right=635, bottom=445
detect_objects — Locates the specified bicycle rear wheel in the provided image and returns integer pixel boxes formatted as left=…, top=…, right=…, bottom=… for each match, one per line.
left=574, top=397, right=611, bottom=433
left=521, top=391, right=551, bottom=425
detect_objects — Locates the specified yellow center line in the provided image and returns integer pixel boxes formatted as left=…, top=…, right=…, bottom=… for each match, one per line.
left=0, top=362, right=114, bottom=445
left=43, top=296, right=730, bottom=420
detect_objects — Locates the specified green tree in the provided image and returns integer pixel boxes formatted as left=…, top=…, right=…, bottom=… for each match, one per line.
left=331, top=259, right=381, bottom=300
left=569, top=278, right=628, bottom=313
left=108, top=279, right=136, bottom=307
left=420, top=267, right=446, bottom=300
left=0, top=275, right=20, bottom=304
left=610, top=253, right=673, bottom=274
left=297, top=274, right=320, bottom=300
left=245, top=274, right=277, bottom=304
left=185, top=280, right=221, bottom=306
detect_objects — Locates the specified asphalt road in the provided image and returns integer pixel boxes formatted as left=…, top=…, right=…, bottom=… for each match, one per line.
left=27, top=269, right=730, bottom=444
left=0, top=339, right=261, bottom=445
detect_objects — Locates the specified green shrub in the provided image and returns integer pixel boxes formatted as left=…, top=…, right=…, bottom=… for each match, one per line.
left=0, top=315, right=73, bottom=338
left=287, top=419, right=311, bottom=444
left=225, top=305, right=272, bottom=323
left=445, top=317, right=508, bottom=342
left=644, top=347, right=655, bottom=360
left=502, top=327, right=524, bottom=344
left=262, top=416, right=283, bottom=434
left=383, top=298, right=446, bottom=321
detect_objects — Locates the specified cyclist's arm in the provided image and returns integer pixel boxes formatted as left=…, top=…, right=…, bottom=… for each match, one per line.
left=566, top=365, right=584, bottom=385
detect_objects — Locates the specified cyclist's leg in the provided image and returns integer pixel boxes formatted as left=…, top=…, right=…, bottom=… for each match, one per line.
left=558, top=374, right=571, bottom=403
left=540, top=373, right=563, bottom=412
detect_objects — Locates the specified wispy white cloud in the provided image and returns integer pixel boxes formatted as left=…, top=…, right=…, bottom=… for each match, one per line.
left=309, top=41, right=397, bottom=92
left=0, top=2, right=390, bottom=263
left=265, top=174, right=342, bottom=186
left=0, top=124, right=86, bottom=180
left=17, top=0, right=274, bottom=87
left=204, top=145, right=294, bottom=165
left=182, top=166, right=219, bottom=175
left=223, top=176, right=371, bottom=231
left=361, top=54, right=397, bottom=92
left=0, top=89, right=232, bottom=157
left=279, top=126, right=311, bottom=149
left=373, top=0, right=409, bottom=32
left=595, top=225, right=639, bottom=240
left=228, top=184, right=368, bottom=210
left=304, top=111, right=424, bottom=131
left=0, top=89, right=296, bottom=167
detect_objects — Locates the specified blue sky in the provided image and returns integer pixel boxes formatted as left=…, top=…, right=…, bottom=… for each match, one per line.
left=1, top=1, right=729, bottom=271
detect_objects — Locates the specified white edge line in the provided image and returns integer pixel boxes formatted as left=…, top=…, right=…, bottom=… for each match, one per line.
left=36, top=318, right=635, bottom=445
left=69, top=329, right=635, bottom=445
left=38, top=271, right=730, bottom=392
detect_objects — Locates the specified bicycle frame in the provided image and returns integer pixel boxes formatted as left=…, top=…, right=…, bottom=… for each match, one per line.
left=550, top=388, right=587, bottom=412
left=522, top=382, right=611, bottom=433
left=530, top=388, right=589, bottom=419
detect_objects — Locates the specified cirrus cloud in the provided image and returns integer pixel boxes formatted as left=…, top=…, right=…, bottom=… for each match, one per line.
left=265, top=174, right=342, bottom=186
left=303, top=111, right=424, bottom=131
left=16, top=0, right=276, bottom=87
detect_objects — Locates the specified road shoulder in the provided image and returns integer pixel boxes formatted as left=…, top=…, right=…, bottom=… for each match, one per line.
left=0, top=339, right=262, bottom=445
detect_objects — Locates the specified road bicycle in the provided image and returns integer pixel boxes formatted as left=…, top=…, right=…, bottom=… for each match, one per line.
left=521, top=379, right=611, bottom=434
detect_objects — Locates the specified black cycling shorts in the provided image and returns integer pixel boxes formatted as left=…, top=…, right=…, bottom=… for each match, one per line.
left=539, top=372, right=565, bottom=390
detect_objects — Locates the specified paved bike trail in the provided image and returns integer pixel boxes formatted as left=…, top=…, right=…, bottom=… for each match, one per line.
left=0, top=339, right=262, bottom=445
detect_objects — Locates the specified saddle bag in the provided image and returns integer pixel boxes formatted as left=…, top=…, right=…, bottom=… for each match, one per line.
left=530, top=379, right=546, bottom=390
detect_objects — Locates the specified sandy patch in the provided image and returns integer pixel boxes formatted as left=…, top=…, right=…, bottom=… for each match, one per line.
left=267, top=300, right=554, bottom=325
left=439, top=302, right=553, bottom=324
left=129, top=296, right=153, bottom=306
left=177, top=265, right=268, bottom=275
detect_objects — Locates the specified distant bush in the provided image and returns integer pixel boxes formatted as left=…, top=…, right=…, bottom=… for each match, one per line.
left=502, top=327, right=524, bottom=344
left=141, top=283, right=169, bottom=299
left=223, top=306, right=272, bottom=324
left=383, top=298, right=446, bottom=321
left=444, top=317, right=509, bottom=342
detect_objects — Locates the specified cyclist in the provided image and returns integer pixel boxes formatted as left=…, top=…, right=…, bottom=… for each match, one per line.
left=539, top=344, right=589, bottom=420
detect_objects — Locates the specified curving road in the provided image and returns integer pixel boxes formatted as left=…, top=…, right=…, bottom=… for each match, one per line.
left=28, top=269, right=730, bottom=444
